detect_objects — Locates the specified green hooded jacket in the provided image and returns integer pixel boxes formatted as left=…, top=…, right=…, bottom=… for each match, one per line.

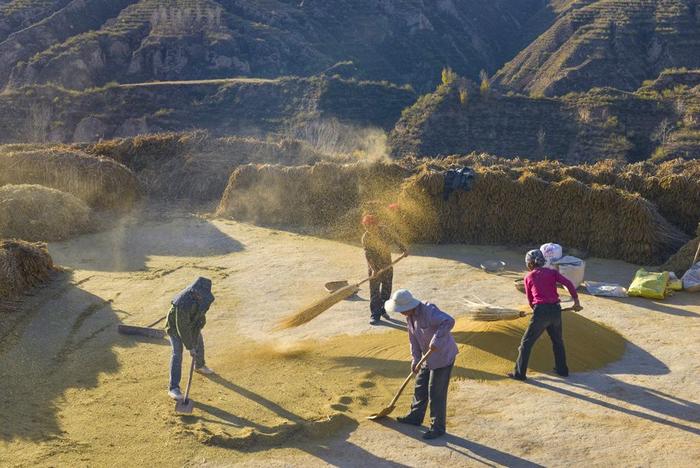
left=165, top=277, right=214, bottom=350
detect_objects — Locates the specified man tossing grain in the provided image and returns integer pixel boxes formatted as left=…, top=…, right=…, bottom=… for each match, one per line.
left=386, top=289, right=458, bottom=439
left=362, top=213, right=408, bottom=326
left=166, top=277, right=215, bottom=400
left=508, top=250, right=582, bottom=381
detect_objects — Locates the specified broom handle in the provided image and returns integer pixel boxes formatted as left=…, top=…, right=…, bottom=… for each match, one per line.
left=357, top=253, right=408, bottom=287
left=147, top=315, right=167, bottom=328
left=389, top=349, right=434, bottom=408
left=692, top=240, right=700, bottom=267
left=520, top=306, right=577, bottom=317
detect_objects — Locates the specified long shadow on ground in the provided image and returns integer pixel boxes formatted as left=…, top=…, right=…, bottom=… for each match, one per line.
left=190, top=374, right=407, bottom=466
left=50, top=211, right=243, bottom=272
left=531, top=378, right=700, bottom=436
left=0, top=272, right=133, bottom=441
left=378, top=418, right=544, bottom=467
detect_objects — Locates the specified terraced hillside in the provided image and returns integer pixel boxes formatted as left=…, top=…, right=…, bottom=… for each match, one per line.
left=495, top=0, right=700, bottom=96
left=0, top=0, right=550, bottom=92
left=389, top=75, right=700, bottom=162
left=0, top=75, right=416, bottom=143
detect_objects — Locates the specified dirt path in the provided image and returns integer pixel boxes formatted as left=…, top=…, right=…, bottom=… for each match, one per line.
left=1, top=209, right=698, bottom=466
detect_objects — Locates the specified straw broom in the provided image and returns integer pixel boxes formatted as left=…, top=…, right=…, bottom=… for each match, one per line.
left=463, top=298, right=578, bottom=322
left=275, top=254, right=407, bottom=330
left=463, top=298, right=527, bottom=322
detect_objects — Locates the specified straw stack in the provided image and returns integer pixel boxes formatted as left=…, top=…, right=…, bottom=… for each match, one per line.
left=0, top=184, right=92, bottom=241
left=662, top=222, right=700, bottom=276
left=217, top=161, right=409, bottom=231
left=0, top=239, right=54, bottom=300
left=0, top=149, right=140, bottom=211
left=398, top=166, right=688, bottom=265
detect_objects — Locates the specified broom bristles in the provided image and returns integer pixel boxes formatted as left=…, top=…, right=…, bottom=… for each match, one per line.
left=275, top=284, right=360, bottom=330
left=464, top=305, right=525, bottom=322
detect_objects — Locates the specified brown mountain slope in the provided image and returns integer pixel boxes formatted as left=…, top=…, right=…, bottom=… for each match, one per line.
left=495, top=0, right=700, bottom=96
left=0, top=75, right=416, bottom=143
left=389, top=75, right=700, bottom=163
left=1, top=0, right=552, bottom=92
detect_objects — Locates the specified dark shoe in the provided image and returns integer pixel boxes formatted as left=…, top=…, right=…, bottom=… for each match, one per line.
left=396, top=416, right=422, bottom=426
left=369, top=318, right=381, bottom=326
left=422, top=430, right=445, bottom=440
left=554, top=368, right=569, bottom=377
left=507, top=372, right=527, bottom=381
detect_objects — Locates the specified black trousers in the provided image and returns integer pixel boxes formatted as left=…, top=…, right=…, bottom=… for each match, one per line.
left=369, top=267, right=393, bottom=319
left=514, top=303, right=568, bottom=378
left=404, top=362, right=453, bottom=434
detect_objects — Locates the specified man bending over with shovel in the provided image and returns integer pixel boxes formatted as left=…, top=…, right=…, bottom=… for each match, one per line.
left=386, top=289, right=458, bottom=439
left=362, top=214, right=408, bottom=326
left=167, top=277, right=215, bottom=400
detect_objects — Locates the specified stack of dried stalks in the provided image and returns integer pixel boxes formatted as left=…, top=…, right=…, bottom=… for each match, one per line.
left=0, top=184, right=92, bottom=241
left=217, top=161, right=410, bottom=232
left=431, top=155, right=700, bottom=236
left=83, top=131, right=335, bottom=202
left=398, top=166, right=688, bottom=265
left=0, top=239, right=54, bottom=300
left=0, top=148, right=140, bottom=211
left=662, top=222, right=700, bottom=276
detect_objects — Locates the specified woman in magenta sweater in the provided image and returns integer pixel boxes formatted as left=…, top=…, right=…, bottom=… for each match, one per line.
left=508, top=249, right=582, bottom=381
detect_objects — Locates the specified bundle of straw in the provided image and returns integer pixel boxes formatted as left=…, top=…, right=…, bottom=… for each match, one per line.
left=0, top=148, right=140, bottom=211
left=0, top=239, right=54, bottom=300
left=462, top=299, right=526, bottom=322
left=0, top=184, right=92, bottom=241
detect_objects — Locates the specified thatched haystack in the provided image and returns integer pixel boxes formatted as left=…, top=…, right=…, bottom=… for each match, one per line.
left=83, top=131, right=337, bottom=202
left=662, top=223, right=700, bottom=276
left=425, top=156, right=700, bottom=237
left=217, top=161, right=411, bottom=231
left=398, top=167, right=688, bottom=265
left=0, top=184, right=92, bottom=242
left=0, top=148, right=140, bottom=211
left=0, top=240, right=54, bottom=300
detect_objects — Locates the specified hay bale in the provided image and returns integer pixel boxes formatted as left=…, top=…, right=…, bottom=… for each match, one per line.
left=0, top=185, right=92, bottom=241
left=217, top=161, right=410, bottom=232
left=0, top=148, right=140, bottom=211
left=398, top=167, right=688, bottom=265
left=662, top=222, right=700, bottom=276
left=0, top=239, right=54, bottom=300
left=84, top=132, right=336, bottom=202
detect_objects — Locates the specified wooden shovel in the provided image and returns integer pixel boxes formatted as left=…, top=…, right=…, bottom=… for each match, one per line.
left=175, top=354, right=196, bottom=414
left=367, top=349, right=434, bottom=420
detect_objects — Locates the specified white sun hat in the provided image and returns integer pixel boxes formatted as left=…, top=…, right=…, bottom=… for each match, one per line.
left=385, top=289, right=421, bottom=313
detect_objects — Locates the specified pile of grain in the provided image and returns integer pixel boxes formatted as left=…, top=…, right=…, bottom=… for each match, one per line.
left=0, top=239, right=54, bottom=300
left=0, top=148, right=140, bottom=211
left=217, top=161, right=411, bottom=231
left=0, top=184, right=92, bottom=241
left=398, top=167, right=688, bottom=265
